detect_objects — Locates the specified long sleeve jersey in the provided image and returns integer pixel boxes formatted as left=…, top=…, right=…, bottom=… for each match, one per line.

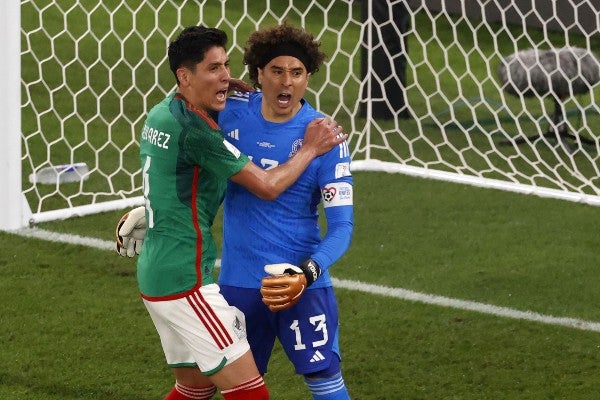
left=217, top=92, right=354, bottom=289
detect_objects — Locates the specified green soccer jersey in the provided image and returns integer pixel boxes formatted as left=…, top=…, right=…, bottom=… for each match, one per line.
left=137, top=92, right=249, bottom=299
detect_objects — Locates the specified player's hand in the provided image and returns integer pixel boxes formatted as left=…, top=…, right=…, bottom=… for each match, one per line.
left=260, top=260, right=321, bottom=312
left=301, top=117, right=346, bottom=156
left=228, top=78, right=254, bottom=93
left=115, top=206, right=147, bottom=257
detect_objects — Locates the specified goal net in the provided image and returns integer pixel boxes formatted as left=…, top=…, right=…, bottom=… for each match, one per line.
left=3, top=0, right=600, bottom=229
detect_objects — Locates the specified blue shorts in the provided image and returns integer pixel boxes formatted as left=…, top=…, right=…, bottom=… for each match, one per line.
left=220, top=285, right=342, bottom=376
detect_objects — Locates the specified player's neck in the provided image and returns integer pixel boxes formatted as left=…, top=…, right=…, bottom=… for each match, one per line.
left=261, top=100, right=303, bottom=123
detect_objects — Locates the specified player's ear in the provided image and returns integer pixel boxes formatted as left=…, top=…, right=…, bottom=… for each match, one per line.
left=176, top=67, right=189, bottom=85
left=257, top=68, right=264, bottom=86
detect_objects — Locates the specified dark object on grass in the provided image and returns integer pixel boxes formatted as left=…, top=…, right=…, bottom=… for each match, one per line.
left=497, top=47, right=600, bottom=152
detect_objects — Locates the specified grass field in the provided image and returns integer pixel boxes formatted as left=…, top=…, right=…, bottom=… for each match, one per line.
left=10, top=1, right=600, bottom=399
left=3, top=171, right=600, bottom=399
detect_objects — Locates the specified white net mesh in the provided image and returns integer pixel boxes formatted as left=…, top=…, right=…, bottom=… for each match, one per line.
left=19, top=0, right=600, bottom=224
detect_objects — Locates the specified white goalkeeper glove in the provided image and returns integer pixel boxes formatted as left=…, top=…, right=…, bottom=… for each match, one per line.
left=115, top=206, right=147, bottom=257
left=260, top=259, right=321, bottom=312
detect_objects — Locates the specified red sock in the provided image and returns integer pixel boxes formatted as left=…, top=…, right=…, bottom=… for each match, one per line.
left=221, top=376, right=269, bottom=400
left=164, top=383, right=217, bottom=400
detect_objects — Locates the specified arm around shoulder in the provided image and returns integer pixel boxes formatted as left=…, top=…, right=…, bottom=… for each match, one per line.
left=230, top=117, right=347, bottom=200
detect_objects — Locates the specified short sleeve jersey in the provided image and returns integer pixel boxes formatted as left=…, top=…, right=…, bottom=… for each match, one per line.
left=217, top=92, right=353, bottom=289
left=137, top=92, right=249, bottom=300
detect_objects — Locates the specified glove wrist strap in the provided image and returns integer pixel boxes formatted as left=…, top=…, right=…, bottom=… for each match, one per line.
left=299, top=259, right=321, bottom=286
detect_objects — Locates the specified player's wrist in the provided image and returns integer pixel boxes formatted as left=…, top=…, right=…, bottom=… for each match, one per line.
left=297, top=144, right=318, bottom=159
left=299, top=259, right=321, bottom=286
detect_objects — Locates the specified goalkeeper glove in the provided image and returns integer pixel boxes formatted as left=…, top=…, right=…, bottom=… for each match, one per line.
left=260, top=259, right=321, bottom=312
left=115, top=206, right=147, bottom=257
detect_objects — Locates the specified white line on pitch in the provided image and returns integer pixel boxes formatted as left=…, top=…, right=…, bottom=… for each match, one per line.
left=331, top=278, right=600, bottom=333
left=15, top=227, right=600, bottom=333
left=16, top=227, right=116, bottom=251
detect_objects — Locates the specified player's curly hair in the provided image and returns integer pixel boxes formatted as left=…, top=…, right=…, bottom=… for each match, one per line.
left=243, top=23, right=326, bottom=88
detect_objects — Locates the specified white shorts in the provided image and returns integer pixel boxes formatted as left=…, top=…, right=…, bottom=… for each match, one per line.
left=143, top=283, right=250, bottom=375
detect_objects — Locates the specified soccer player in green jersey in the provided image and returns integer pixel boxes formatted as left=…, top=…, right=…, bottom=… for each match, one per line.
left=129, top=26, right=345, bottom=400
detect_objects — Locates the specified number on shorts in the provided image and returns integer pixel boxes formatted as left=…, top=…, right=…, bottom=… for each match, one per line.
left=289, top=314, right=329, bottom=351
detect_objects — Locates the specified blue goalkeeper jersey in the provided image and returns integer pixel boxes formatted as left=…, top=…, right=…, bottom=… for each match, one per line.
left=217, top=92, right=354, bottom=289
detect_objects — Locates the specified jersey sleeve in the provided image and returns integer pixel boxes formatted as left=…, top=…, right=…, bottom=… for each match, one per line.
left=171, top=95, right=249, bottom=180
left=183, top=124, right=249, bottom=180
left=310, top=140, right=354, bottom=272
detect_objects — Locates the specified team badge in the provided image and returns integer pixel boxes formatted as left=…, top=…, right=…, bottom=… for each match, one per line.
left=232, top=316, right=247, bottom=339
left=289, top=138, right=303, bottom=157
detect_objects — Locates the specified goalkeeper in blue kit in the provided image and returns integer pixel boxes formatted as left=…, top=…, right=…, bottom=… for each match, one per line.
left=118, top=24, right=353, bottom=400
left=218, top=24, right=353, bottom=400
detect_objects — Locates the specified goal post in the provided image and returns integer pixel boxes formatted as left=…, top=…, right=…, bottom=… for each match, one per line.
left=5, top=0, right=600, bottom=231
left=1, top=0, right=28, bottom=230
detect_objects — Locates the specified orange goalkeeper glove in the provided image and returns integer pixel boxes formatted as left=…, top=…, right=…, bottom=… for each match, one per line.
left=115, top=206, right=146, bottom=257
left=260, top=259, right=321, bottom=312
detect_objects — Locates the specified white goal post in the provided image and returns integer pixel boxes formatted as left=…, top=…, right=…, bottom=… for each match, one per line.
left=1, top=1, right=24, bottom=230
left=3, top=0, right=600, bottom=230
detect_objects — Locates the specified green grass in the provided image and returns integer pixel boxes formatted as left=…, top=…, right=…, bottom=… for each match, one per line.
left=3, top=172, right=600, bottom=399
left=12, top=2, right=600, bottom=399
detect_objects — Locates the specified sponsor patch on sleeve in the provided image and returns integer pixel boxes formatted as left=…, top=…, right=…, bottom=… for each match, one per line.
left=223, top=139, right=241, bottom=158
left=321, top=182, right=353, bottom=208
left=335, top=162, right=352, bottom=179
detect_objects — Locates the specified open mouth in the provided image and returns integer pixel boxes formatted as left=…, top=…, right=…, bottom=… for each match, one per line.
left=216, top=89, right=228, bottom=101
left=278, top=93, right=292, bottom=106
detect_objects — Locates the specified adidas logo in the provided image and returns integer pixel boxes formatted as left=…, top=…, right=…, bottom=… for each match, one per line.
left=338, top=141, right=349, bottom=158
left=309, top=350, right=325, bottom=363
left=227, top=129, right=239, bottom=140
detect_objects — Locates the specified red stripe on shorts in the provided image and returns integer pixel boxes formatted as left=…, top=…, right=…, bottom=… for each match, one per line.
left=186, top=291, right=233, bottom=349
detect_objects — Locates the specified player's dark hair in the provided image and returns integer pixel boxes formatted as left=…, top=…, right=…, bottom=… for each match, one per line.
left=243, top=23, right=326, bottom=88
left=168, top=26, right=228, bottom=85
